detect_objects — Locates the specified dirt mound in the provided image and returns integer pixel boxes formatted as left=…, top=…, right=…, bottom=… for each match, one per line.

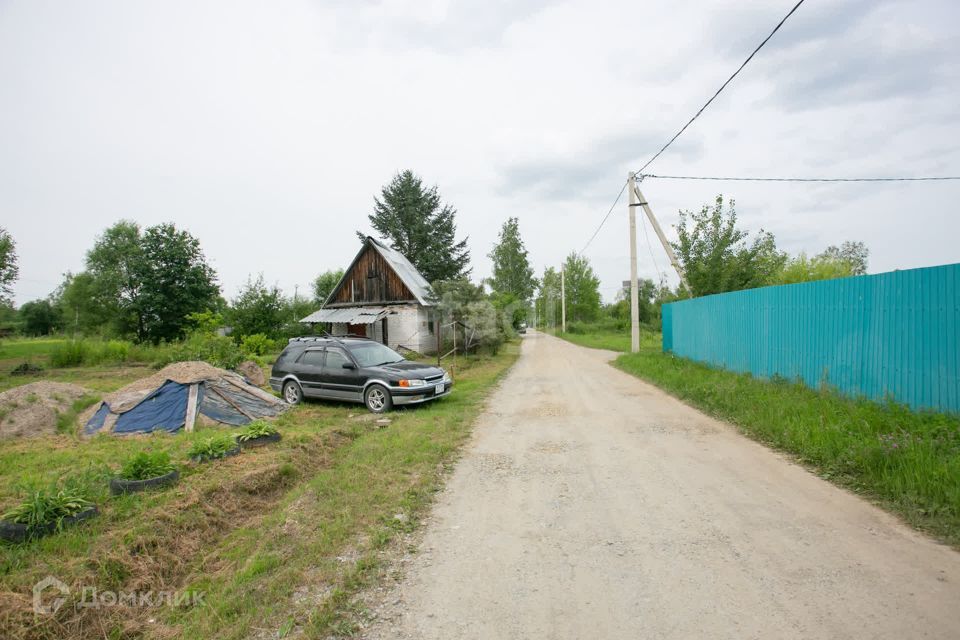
left=236, top=360, right=266, bottom=387
left=0, top=381, right=90, bottom=438
left=78, top=361, right=231, bottom=425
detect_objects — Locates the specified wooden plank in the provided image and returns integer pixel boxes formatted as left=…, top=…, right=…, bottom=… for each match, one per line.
left=207, top=384, right=255, bottom=420
left=223, top=375, right=283, bottom=405
left=184, top=383, right=199, bottom=432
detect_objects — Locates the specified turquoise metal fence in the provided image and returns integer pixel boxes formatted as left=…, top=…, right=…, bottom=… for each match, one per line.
left=661, top=263, right=960, bottom=413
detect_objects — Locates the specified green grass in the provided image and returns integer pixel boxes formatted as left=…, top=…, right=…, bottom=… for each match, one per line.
left=610, top=345, right=960, bottom=546
left=0, top=343, right=519, bottom=639
left=546, top=325, right=657, bottom=352
left=0, top=337, right=68, bottom=362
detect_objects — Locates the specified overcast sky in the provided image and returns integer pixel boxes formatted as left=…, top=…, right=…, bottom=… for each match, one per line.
left=2, top=0, right=958, bottom=306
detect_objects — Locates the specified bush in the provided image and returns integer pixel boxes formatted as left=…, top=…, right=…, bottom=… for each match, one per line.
left=160, top=333, right=245, bottom=369
left=119, top=451, right=176, bottom=481
left=237, top=420, right=278, bottom=442
left=2, top=488, right=93, bottom=536
left=49, top=340, right=91, bottom=367
left=240, top=333, right=276, bottom=357
left=188, top=434, right=238, bottom=461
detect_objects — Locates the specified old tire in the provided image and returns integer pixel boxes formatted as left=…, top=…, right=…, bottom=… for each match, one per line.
left=282, top=380, right=303, bottom=405
left=191, top=444, right=241, bottom=464
left=0, top=506, right=99, bottom=544
left=110, top=469, right=180, bottom=495
left=239, top=432, right=281, bottom=449
left=364, top=384, right=392, bottom=414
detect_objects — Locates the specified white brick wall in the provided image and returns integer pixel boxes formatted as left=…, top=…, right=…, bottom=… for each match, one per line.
left=386, top=305, right=436, bottom=354
left=329, top=305, right=435, bottom=354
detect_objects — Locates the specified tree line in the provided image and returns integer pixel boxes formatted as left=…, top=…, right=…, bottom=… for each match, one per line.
left=536, top=195, right=869, bottom=331
left=1, top=185, right=870, bottom=344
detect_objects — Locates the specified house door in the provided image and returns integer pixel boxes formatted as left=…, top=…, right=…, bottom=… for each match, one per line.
left=347, top=323, right=367, bottom=337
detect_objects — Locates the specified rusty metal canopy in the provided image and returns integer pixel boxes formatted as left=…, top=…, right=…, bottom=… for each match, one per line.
left=300, top=306, right=390, bottom=324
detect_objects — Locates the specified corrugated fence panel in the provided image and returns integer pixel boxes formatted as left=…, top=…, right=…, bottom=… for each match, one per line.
left=662, top=263, right=960, bottom=413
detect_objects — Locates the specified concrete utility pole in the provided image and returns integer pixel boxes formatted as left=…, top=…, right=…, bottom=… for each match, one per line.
left=560, top=265, right=566, bottom=333
left=632, top=182, right=691, bottom=294
left=628, top=172, right=640, bottom=353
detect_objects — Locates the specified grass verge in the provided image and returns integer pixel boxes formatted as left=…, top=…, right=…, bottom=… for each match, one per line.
left=0, top=344, right=518, bottom=639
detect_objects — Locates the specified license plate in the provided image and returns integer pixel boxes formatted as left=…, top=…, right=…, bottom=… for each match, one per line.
left=435, top=383, right=445, bottom=395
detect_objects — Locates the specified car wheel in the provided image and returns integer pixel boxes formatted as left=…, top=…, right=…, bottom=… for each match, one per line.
left=364, top=384, right=392, bottom=413
left=282, top=380, right=303, bottom=405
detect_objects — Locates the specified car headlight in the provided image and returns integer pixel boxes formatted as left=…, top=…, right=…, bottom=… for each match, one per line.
left=398, top=379, right=426, bottom=387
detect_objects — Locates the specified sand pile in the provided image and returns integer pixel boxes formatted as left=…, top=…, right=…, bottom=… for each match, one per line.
left=0, top=381, right=90, bottom=438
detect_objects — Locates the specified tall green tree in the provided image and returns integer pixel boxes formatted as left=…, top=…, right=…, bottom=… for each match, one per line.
left=361, top=170, right=471, bottom=282
left=0, top=227, right=20, bottom=305
left=134, top=223, right=219, bottom=342
left=18, top=299, right=61, bottom=336
left=229, top=274, right=285, bottom=338
left=672, top=195, right=786, bottom=297
left=488, top=217, right=537, bottom=328
left=55, top=271, right=111, bottom=336
left=819, top=241, right=869, bottom=275
left=312, top=268, right=345, bottom=305
left=81, top=221, right=219, bottom=342
left=609, top=278, right=658, bottom=325
left=85, top=220, right=144, bottom=336
left=561, top=253, right=601, bottom=323
left=535, top=267, right=562, bottom=329
left=488, top=217, right=537, bottom=302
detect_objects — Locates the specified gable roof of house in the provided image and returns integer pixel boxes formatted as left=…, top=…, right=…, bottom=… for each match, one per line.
left=367, top=237, right=433, bottom=305
left=321, top=236, right=433, bottom=308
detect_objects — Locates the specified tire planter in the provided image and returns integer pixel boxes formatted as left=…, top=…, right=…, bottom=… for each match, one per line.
left=238, top=432, right=281, bottom=449
left=109, top=469, right=180, bottom=496
left=190, top=444, right=241, bottom=464
left=0, top=506, right=99, bottom=544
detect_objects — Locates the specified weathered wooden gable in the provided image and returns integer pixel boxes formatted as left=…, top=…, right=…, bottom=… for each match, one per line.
left=328, top=243, right=417, bottom=306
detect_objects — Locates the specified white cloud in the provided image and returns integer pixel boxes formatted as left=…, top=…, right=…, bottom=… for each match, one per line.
left=1, top=0, right=957, bottom=306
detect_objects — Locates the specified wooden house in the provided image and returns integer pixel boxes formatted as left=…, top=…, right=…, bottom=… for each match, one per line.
left=301, top=237, right=436, bottom=354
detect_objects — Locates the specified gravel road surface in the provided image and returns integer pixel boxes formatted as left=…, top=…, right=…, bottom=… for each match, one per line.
left=364, top=331, right=960, bottom=639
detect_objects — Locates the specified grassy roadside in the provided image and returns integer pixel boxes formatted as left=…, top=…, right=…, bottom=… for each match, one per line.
left=0, top=344, right=518, bottom=639
left=551, top=327, right=960, bottom=547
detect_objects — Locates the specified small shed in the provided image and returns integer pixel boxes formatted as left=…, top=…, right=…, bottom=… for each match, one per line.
left=301, top=237, right=437, bottom=354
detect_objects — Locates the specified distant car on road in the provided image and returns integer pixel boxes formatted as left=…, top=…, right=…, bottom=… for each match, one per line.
left=270, top=336, right=452, bottom=413
left=518, top=322, right=528, bottom=334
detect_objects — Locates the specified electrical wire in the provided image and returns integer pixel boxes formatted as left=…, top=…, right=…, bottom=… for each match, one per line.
left=578, top=178, right=628, bottom=255
left=634, top=0, right=806, bottom=175
left=640, top=173, right=960, bottom=182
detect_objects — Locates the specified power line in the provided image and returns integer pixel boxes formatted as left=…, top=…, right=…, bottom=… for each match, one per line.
left=634, top=0, right=806, bottom=175
left=579, top=178, right=628, bottom=255
left=641, top=173, right=960, bottom=183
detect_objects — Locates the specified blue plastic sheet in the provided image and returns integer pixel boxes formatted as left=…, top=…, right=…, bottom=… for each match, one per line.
left=113, top=379, right=188, bottom=434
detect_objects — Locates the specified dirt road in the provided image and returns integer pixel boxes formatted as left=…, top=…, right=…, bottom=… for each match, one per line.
left=364, top=332, right=960, bottom=639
